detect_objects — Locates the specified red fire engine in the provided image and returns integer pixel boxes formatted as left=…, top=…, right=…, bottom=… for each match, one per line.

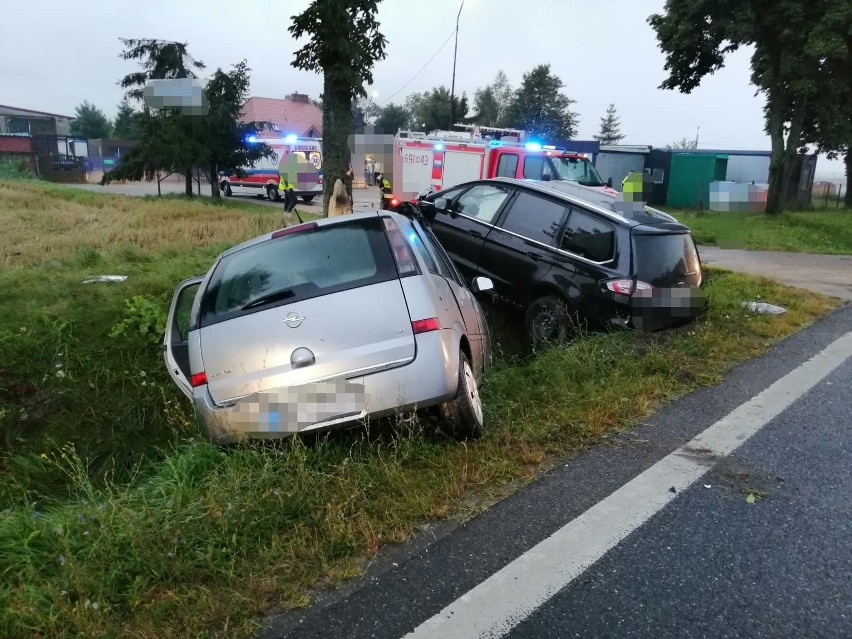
left=391, top=124, right=615, bottom=201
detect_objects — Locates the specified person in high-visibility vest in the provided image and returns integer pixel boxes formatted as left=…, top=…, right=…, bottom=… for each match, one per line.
left=278, top=175, right=298, bottom=212
left=375, top=172, right=393, bottom=210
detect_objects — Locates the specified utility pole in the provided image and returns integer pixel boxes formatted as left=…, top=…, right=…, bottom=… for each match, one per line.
left=449, top=0, right=464, bottom=130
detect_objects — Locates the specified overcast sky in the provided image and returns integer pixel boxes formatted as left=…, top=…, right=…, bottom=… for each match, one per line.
left=1, top=0, right=843, bottom=179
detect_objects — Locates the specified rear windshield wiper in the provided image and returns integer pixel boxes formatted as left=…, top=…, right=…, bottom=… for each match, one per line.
left=241, top=288, right=295, bottom=310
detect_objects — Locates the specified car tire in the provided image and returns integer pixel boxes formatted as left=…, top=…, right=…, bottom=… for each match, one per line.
left=301, top=195, right=315, bottom=203
left=525, top=295, right=573, bottom=346
left=267, top=185, right=281, bottom=201
left=221, top=181, right=232, bottom=197
left=440, top=352, right=484, bottom=440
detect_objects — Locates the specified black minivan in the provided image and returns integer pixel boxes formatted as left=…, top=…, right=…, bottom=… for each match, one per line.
left=417, top=178, right=705, bottom=341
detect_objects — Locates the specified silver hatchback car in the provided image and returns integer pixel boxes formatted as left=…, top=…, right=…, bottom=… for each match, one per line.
left=163, top=211, right=493, bottom=443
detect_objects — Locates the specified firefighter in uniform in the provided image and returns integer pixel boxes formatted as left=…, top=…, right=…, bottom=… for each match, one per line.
left=375, top=172, right=393, bottom=210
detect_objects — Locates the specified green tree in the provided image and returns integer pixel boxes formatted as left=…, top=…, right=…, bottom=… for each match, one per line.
left=507, top=65, right=578, bottom=140
left=406, top=86, right=469, bottom=133
left=649, top=1, right=827, bottom=214
left=472, top=70, right=514, bottom=127
left=472, top=85, right=499, bottom=127
left=375, top=103, right=410, bottom=133
left=102, top=110, right=188, bottom=189
left=290, top=0, right=388, bottom=214
left=112, top=100, right=141, bottom=139
left=116, top=38, right=206, bottom=195
left=800, top=0, right=852, bottom=207
left=593, top=104, right=625, bottom=145
left=198, top=61, right=275, bottom=199
left=69, top=101, right=112, bottom=139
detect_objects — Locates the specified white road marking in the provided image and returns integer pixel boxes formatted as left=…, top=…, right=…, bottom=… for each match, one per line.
left=404, top=330, right=852, bottom=639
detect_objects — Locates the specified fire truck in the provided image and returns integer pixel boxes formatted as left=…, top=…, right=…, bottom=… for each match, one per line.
left=219, top=136, right=323, bottom=203
left=390, top=124, right=615, bottom=202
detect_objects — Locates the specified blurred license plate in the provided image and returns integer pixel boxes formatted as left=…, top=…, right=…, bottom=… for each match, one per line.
left=233, top=381, right=366, bottom=432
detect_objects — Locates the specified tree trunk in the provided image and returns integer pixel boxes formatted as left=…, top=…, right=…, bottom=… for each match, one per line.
left=765, top=98, right=786, bottom=215
left=780, top=107, right=806, bottom=210
left=209, top=163, right=220, bottom=199
left=845, top=148, right=852, bottom=209
left=184, top=169, right=193, bottom=197
left=321, top=75, right=353, bottom=217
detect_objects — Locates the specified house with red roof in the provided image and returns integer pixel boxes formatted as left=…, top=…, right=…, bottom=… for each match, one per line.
left=241, top=93, right=322, bottom=139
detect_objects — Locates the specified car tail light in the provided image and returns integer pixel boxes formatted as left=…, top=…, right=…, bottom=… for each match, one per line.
left=412, top=318, right=441, bottom=334
left=606, top=279, right=653, bottom=296
left=382, top=217, right=419, bottom=276
left=390, top=198, right=399, bottom=207
left=191, top=371, right=208, bottom=387
left=272, top=222, right=318, bottom=239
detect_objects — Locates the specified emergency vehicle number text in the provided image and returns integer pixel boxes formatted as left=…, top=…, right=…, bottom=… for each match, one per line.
left=402, top=153, right=431, bottom=166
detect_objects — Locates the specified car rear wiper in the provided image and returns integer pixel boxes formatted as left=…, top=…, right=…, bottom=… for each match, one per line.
left=241, top=288, right=295, bottom=310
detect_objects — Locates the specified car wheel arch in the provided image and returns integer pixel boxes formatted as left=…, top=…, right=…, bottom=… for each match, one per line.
left=459, top=334, right=472, bottom=363
left=529, top=284, right=573, bottom=310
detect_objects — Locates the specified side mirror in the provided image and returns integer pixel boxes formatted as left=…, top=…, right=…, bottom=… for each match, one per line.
left=606, top=177, right=613, bottom=188
left=471, top=276, right=494, bottom=294
left=542, top=173, right=552, bottom=182
left=433, top=197, right=449, bottom=213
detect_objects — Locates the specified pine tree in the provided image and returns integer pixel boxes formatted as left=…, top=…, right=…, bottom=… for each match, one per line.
left=112, top=100, right=140, bottom=139
left=593, top=104, right=625, bottom=145
left=69, top=101, right=112, bottom=139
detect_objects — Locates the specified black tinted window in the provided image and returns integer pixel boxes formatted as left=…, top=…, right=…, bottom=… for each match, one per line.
left=201, top=218, right=398, bottom=326
left=633, top=233, right=700, bottom=285
left=496, top=154, right=519, bottom=178
left=560, top=209, right=615, bottom=262
left=500, top=192, right=567, bottom=246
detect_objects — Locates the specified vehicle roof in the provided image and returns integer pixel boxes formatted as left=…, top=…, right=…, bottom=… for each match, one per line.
left=219, top=209, right=397, bottom=259
left=482, top=178, right=689, bottom=230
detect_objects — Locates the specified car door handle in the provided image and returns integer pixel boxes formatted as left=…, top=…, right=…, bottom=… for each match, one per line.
left=466, top=229, right=483, bottom=238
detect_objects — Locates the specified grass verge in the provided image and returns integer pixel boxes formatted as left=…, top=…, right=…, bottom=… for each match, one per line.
left=0, top=178, right=841, bottom=638
left=669, top=208, right=852, bottom=254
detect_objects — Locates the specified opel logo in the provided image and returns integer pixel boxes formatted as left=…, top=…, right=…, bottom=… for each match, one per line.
left=284, top=311, right=304, bottom=328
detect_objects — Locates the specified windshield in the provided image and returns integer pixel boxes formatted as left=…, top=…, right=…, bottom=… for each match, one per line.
left=551, top=157, right=605, bottom=187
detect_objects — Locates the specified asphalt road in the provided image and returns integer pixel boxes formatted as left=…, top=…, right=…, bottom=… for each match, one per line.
left=699, top=245, right=852, bottom=301
left=67, top=182, right=385, bottom=214
left=259, top=304, right=852, bottom=639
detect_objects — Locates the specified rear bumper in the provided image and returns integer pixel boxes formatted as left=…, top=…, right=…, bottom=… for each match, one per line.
left=192, top=330, right=460, bottom=443
left=597, top=287, right=707, bottom=331
left=626, top=287, right=707, bottom=331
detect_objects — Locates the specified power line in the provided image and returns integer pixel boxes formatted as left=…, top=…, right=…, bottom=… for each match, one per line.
left=380, top=29, right=456, bottom=105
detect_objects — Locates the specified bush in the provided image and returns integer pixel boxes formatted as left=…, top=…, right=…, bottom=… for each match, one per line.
left=0, top=159, right=36, bottom=180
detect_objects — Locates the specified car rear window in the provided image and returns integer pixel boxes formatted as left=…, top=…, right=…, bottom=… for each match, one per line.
left=560, top=208, right=615, bottom=262
left=632, top=232, right=701, bottom=286
left=200, top=217, right=399, bottom=326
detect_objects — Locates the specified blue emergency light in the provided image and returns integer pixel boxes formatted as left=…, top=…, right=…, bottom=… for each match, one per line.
left=434, top=143, right=444, bottom=151
left=525, top=142, right=543, bottom=152
left=285, top=134, right=298, bottom=143
left=247, top=135, right=257, bottom=143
